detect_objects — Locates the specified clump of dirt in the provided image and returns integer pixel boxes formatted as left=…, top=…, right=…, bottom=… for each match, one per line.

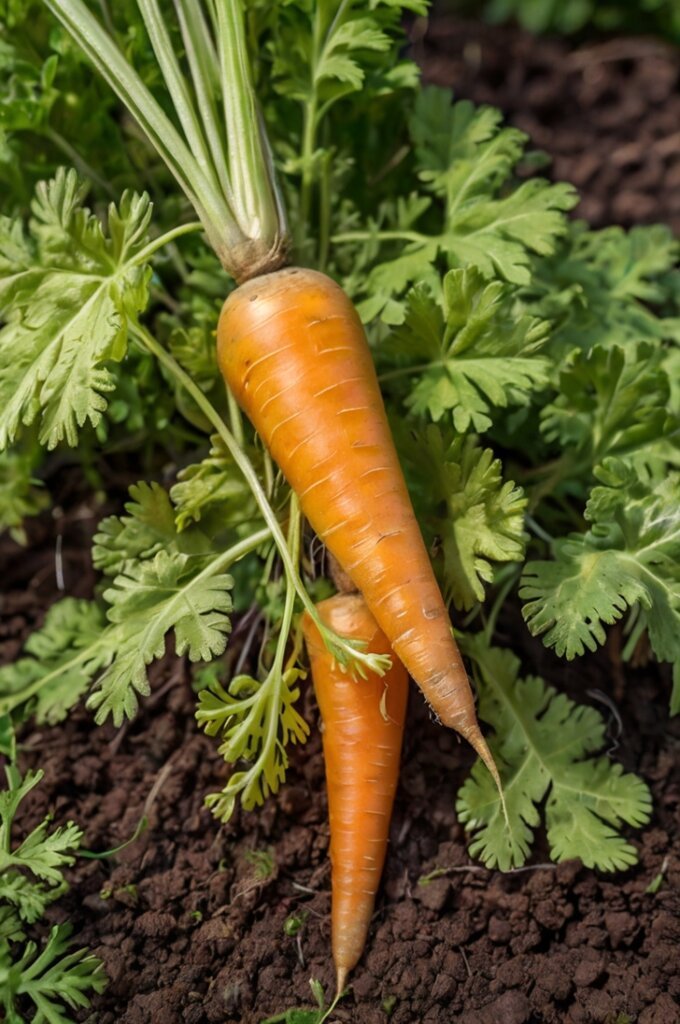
left=416, top=16, right=680, bottom=233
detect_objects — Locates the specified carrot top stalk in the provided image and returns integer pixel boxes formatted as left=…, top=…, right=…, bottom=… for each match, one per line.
left=46, top=0, right=288, bottom=280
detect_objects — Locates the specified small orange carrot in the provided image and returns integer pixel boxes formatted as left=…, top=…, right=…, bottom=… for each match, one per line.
left=217, top=266, right=500, bottom=790
left=302, top=593, right=408, bottom=994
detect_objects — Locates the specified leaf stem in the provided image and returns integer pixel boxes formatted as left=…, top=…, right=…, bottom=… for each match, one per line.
left=332, top=229, right=426, bottom=244
left=130, top=221, right=204, bottom=267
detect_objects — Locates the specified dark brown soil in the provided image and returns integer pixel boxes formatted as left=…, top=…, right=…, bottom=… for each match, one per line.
left=416, top=16, right=680, bottom=233
left=3, top=15, right=680, bottom=1024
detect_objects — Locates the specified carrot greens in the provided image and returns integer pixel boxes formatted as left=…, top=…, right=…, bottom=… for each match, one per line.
left=0, top=730, right=106, bottom=1022
left=457, top=635, right=653, bottom=871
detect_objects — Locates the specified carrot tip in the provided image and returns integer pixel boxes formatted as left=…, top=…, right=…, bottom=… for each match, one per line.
left=335, top=965, right=349, bottom=997
left=463, top=726, right=508, bottom=819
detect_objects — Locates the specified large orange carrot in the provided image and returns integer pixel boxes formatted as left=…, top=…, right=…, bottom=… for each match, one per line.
left=302, top=593, right=408, bottom=993
left=217, top=267, right=499, bottom=787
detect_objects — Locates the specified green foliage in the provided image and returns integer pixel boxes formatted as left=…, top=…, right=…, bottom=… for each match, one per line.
left=0, top=445, right=49, bottom=543
left=0, top=766, right=82, bottom=922
left=541, top=344, right=676, bottom=467
left=170, top=435, right=261, bottom=533
left=347, top=88, right=577, bottom=323
left=0, top=167, right=152, bottom=449
left=457, top=637, right=652, bottom=870
left=270, top=0, right=426, bottom=110
left=93, top=481, right=181, bottom=577
left=521, top=460, right=680, bottom=669
left=479, top=0, right=680, bottom=40
left=410, top=90, right=576, bottom=281
left=0, top=922, right=107, bottom=1023
left=382, top=266, right=551, bottom=431
left=0, top=756, right=106, bottom=1023
left=0, top=478, right=249, bottom=728
left=530, top=223, right=680, bottom=361
left=196, top=666, right=309, bottom=822
left=0, top=599, right=105, bottom=726
left=91, top=549, right=233, bottom=724
left=397, top=425, right=527, bottom=610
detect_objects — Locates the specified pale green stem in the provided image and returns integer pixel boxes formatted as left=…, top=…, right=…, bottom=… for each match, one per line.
left=129, top=221, right=203, bottom=267
left=45, top=0, right=234, bottom=245
left=332, top=229, right=426, bottom=244
left=212, top=0, right=286, bottom=251
left=174, top=0, right=232, bottom=199
left=318, top=148, right=332, bottom=274
left=226, top=386, right=245, bottom=448
left=137, top=0, right=221, bottom=193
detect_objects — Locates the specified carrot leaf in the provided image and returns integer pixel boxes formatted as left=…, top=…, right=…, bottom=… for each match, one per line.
left=93, top=482, right=181, bottom=577
left=170, top=435, right=262, bottom=533
left=0, top=766, right=82, bottom=923
left=197, top=666, right=310, bottom=823
left=382, top=266, right=551, bottom=431
left=457, top=637, right=652, bottom=871
left=411, top=89, right=577, bottom=281
left=0, top=922, right=107, bottom=1022
left=0, top=446, right=50, bottom=545
left=0, top=168, right=152, bottom=450
left=527, top=222, right=680, bottom=361
left=89, top=551, right=234, bottom=725
left=540, top=344, right=676, bottom=468
left=521, top=459, right=680, bottom=678
left=0, top=483, right=277, bottom=727
left=398, top=425, right=527, bottom=610
left=0, top=760, right=106, bottom=1022
left=348, top=89, right=577, bottom=321
left=0, top=599, right=106, bottom=727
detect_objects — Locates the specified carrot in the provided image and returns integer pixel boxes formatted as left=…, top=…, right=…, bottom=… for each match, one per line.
left=302, top=593, right=408, bottom=994
left=217, top=267, right=501, bottom=789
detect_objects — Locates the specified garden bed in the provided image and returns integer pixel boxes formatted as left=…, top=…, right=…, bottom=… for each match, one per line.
left=4, top=13, right=680, bottom=1024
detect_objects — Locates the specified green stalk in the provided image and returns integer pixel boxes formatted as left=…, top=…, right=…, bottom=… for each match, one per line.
left=211, top=0, right=288, bottom=278
left=129, top=221, right=203, bottom=267
left=136, top=0, right=221, bottom=193
left=46, top=0, right=289, bottom=279
left=174, top=0, right=232, bottom=199
left=45, top=0, right=235, bottom=260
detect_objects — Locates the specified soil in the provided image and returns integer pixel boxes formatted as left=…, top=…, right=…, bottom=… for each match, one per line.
left=3, top=14, right=680, bottom=1024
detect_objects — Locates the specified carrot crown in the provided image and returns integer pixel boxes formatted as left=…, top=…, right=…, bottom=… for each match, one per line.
left=45, top=0, right=289, bottom=282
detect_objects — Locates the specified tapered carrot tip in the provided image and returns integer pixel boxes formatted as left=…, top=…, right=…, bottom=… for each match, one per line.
left=335, top=965, right=349, bottom=997
left=462, top=723, right=509, bottom=828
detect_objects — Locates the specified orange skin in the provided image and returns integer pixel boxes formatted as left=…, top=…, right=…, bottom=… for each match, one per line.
left=302, top=594, right=408, bottom=992
left=217, top=267, right=499, bottom=788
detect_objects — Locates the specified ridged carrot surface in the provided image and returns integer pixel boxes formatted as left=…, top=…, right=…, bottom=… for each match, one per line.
left=302, top=594, right=408, bottom=992
left=217, top=266, right=498, bottom=784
